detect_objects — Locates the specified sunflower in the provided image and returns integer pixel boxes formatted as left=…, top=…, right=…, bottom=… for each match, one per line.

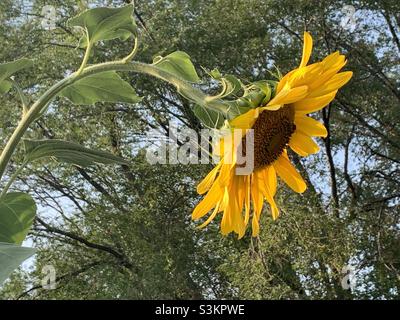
left=192, top=32, right=352, bottom=238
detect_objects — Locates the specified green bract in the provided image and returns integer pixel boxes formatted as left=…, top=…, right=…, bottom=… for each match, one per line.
left=207, top=68, right=242, bottom=100
left=190, top=69, right=277, bottom=128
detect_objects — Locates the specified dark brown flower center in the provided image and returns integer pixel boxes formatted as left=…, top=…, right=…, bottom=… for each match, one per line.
left=238, top=105, right=295, bottom=170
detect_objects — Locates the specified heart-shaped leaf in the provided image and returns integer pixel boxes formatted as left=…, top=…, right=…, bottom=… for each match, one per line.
left=153, top=51, right=200, bottom=83
left=0, top=80, right=12, bottom=94
left=68, top=4, right=137, bottom=47
left=23, top=139, right=129, bottom=168
left=0, top=59, right=33, bottom=94
left=0, top=59, right=33, bottom=83
left=0, top=192, right=36, bottom=245
left=0, top=242, right=35, bottom=284
left=60, top=71, right=141, bottom=105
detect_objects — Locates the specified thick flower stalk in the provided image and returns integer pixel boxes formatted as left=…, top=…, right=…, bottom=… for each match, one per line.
left=192, top=32, right=353, bottom=238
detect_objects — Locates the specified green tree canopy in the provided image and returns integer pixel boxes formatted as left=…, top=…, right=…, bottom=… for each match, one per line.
left=0, top=0, right=399, bottom=299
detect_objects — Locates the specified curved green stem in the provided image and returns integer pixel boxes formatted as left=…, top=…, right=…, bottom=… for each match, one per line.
left=122, top=36, right=139, bottom=63
left=76, top=39, right=92, bottom=76
left=0, top=60, right=229, bottom=182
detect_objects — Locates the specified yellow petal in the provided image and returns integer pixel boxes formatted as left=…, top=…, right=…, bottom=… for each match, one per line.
left=236, top=176, right=247, bottom=220
left=234, top=177, right=246, bottom=237
left=198, top=202, right=220, bottom=229
left=300, top=31, right=313, bottom=68
left=307, top=71, right=353, bottom=98
left=244, top=175, right=251, bottom=225
left=265, top=165, right=277, bottom=196
left=197, top=162, right=222, bottom=194
left=308, top=57, right=347, bottom=91
left=256, top=167, right=269, bottom=197
left=260, top=168, right=280, bottom=220
left=294, top=115, right=328, bottom=137
left=293, top=90, right=337, bottom=114
left=276, top=32, right=313, bottom=96
left=213, top=132, right=233, bottom=158
left=221, top=211, right=232, bottom=235
left=251, top=172, right=263, bottom=237
left=234, top=208, right=246, bottom=239
left=219, top=185, right=230, bottom=211
left=192, top=181, right=223, bottom=220
left=218, top=162, right=234, bottom=187
left=289, top=63, right=323, bottom=88
left=276, top=69, right=296, bottom=94
left=251, top=171, right=264, bottom=219
left=221, top=189, right=233, bottom=235
left=322, top=52, right=345, bottom=70
left=251, top=215, right=260, bottom=237
left=221, top=205, right=243, bottom=237
left=288, top=142, right=307, bottom=157
left=255, top=167, right=280, bottom=221
left=266, top=85, right=308, bottom=109
left=220, top=176, right=246, bottom=238
left=321, top=51, right=340, bottom=68
left=230, top=108, right=259, bottom=129
left=289, top=131, right=320, bottom=156
left=212, top=137, right=224, bottom=157
left=267, top=195, right=279, bottom=220
left=273, top=154, right=307, bottom=193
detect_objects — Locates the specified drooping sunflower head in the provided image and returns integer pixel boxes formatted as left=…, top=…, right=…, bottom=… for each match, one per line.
left=193, top=32, right=353, bottom=238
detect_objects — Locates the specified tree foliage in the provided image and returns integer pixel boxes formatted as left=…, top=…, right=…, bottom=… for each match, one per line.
left=0, top=0, right=399, bottom=299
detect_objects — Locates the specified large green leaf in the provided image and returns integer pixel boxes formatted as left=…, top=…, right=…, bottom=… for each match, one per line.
left=0, top=80, right=12, bottom=94
left=0, top=59, right=33, bottom=83
left=0, top=59, right=33, bottom=94
left=153, top=51, right=200, bottom=83
left=23, top=139, right=129, bottom=168
left=59, top=71, right=141, bottom=105
left=68, top=4, right=137, bottom=47
left=0, top=192, right=36, bottom=245
left=0, top=242, right=35, bottom=284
